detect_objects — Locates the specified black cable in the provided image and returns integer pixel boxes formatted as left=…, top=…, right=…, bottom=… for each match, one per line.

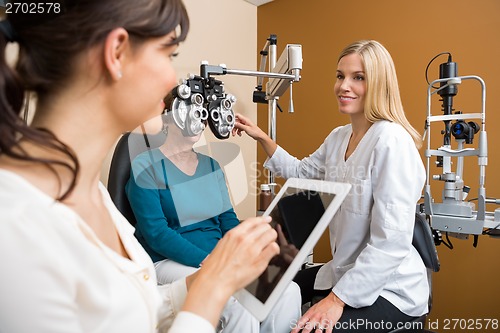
left=277, top=102, right=283, bottom=113
left=425, top=52, right=452, bottom=88
left=441, top=232, right=454, bottom=249
left=483, top=223, right=500, bottom=236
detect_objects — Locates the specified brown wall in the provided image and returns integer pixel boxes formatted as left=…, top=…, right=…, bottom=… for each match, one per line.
left=257, top=0, right=500, bottom=331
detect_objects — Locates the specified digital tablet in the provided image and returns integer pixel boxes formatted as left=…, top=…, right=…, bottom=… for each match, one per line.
left=234, top=178, right=351, bottom=322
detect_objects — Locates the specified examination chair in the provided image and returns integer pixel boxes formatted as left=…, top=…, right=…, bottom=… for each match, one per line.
left=107, top=131, right=166, bottom=226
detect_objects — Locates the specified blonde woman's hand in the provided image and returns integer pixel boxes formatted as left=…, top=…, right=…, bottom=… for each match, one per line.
left=232, top=113, right=266, bottom=140
left=232, top=113, right=278, bottom=158
left=291, top=292, right=345, bottom=333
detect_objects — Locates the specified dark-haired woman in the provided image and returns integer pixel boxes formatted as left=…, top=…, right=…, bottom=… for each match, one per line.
left=0, top=1, right=279, bottom=332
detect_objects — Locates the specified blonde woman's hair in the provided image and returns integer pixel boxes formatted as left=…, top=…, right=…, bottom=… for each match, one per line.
left=338, top=40, right=422, bottom=148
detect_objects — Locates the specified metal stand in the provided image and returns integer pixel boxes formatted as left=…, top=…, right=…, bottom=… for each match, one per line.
left=423, top=75, right=500, bottom=238
left=199, top=34, right=302, bottom=194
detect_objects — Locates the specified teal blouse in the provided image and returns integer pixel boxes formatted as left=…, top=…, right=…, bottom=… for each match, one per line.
left=126, top=149, right=239, bottom=267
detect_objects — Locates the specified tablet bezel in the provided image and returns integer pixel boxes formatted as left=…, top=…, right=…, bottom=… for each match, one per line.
left=233, top=177, right=351, bottom=322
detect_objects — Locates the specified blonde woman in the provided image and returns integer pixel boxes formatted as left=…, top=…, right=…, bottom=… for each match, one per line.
left=233, top=40, right=427, bottom=333
left=0, top=1, right=279, bottom=332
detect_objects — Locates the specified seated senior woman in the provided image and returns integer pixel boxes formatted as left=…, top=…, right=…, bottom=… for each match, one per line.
left=0, top=1, right=284, bottom=332
left=126, top=95, right=301, bottom=333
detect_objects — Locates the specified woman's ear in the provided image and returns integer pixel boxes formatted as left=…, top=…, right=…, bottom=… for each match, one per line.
left=103, top=27, right=129, bottom=81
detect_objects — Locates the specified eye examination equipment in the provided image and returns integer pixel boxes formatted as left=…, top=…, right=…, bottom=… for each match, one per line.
left=167, top=34, right=302, bottom=188
left=168, top=75, right=236, bottom=139
left=421, top=52, right=500, bottom=248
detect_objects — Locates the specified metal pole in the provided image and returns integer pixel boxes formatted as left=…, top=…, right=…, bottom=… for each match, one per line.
left=268, top=41, right=277, bottom=191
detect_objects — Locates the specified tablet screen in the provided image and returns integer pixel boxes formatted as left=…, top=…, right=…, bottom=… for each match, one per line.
left=244, top=187, right=335, bottom=303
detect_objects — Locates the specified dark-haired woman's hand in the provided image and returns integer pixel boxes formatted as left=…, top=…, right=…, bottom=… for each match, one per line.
left=182, top=216, right=279, bottom=327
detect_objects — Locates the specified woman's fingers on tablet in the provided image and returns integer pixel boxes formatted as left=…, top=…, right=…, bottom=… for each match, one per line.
left=276, top=223, right=288, bottom=245
left=200, top=216, right=278, bottom=292
left=235, top=216, right=279, bottom=272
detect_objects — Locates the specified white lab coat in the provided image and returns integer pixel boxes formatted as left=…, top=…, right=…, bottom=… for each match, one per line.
left=0, top=170, right=214, bottom=333
left=265, top=120, right=429, bottom=317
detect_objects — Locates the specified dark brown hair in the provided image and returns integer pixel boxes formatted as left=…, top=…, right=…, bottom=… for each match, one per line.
left=0, top=0, right=189, bottom=199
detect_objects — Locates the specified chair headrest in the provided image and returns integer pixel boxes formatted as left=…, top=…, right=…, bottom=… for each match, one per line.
left=413, top=213, right=440, bottom=272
